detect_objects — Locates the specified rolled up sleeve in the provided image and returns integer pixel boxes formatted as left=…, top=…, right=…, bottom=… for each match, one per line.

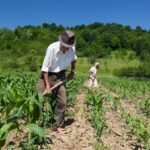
left=72, top=47, right=77, bottom=61
left=41, top=46, right=53, bottom=72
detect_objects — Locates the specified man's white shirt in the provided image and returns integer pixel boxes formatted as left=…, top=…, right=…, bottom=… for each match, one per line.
left=41, top=41, right=77, bottom=73
left=90, top=66, right=97, bottom=75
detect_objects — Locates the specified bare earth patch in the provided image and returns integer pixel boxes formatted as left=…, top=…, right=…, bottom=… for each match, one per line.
left=101, top=86, right=146, bottom=150
left=3, top=86, right=149, bottom=150
left=2, top=93, right=98, bottom=150
left=46, top=93, right=98, bottom=150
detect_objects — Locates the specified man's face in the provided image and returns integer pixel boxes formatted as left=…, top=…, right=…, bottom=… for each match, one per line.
left=61, top=45, right=70, bottom=53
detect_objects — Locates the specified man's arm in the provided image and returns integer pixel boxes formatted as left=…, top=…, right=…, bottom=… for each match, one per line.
left=41, top=45, right=53, bottom=95
left=43, top=72, right=50, bottom=88
left=71, top=60, right=76, bottom=73
left=42, top=72, right=51, bottom=95
left=67, top=60, right=76, bottom=81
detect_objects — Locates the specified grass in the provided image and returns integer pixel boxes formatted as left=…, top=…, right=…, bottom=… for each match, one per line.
left=0, top=57, right=141, bottom=78
left=75, top=57, right=140, bottom=77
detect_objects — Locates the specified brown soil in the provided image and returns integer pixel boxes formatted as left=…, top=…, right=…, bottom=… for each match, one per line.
left=2, top=86, right=149, bottom=150
left=101, top=86, right=146, bottom=150
left=3, top=93, right=98, bottom=150
left=101, top=85, right=150, bottom=123
left=46, top=93, right=98, bottom=150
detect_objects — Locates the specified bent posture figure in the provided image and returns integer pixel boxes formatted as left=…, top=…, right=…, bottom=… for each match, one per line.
left=36, top=30, right=77, bottom=133
left=87, top=62, right=99, bottom=88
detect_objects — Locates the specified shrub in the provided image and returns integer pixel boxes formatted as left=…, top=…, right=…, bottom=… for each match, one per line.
left=113, top=66, right=150, bottom=77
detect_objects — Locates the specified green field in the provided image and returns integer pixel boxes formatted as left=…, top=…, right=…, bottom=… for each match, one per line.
left=0, top=72, right=150, bottom=149
left=1, top=57, right=150, bottom=149
left=76, top=57, right=140, bottom=77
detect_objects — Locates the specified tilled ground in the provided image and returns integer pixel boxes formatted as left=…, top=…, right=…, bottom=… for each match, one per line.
left=46, top=93, right=98, bottom=150
left=101, top=86, right=148, bottom=150
left=2, top=93, right=98, bottom=150
left=2, top=85, right=149, bottom=150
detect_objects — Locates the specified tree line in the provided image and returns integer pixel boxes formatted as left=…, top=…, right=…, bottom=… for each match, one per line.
left=0, top=22, right=150, bottom=75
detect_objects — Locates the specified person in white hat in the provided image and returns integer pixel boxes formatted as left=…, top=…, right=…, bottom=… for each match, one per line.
left=36, top=30, right=77, bottom=133
left=87, top=62, right=100, bottom=88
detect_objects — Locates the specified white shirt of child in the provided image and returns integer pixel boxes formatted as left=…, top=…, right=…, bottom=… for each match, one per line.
left=90, top=66, right=97, bottom=75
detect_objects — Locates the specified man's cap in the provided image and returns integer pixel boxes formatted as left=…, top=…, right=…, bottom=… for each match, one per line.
left=59, top=30, right=76, bottom=48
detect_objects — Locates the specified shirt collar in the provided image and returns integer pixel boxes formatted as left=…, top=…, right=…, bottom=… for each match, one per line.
left=57, top=42, right=71, bottom=55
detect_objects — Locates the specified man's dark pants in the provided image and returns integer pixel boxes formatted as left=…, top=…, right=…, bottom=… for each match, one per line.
left=36, top=70, right=66, bottom=128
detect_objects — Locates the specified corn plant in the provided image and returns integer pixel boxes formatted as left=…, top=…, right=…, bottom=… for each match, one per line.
left=86, top=90, right=106, bottom=137
left=0, top=72, right=85, bottom=149
left=141, top=98, right=150, bottom=117
left=124, top=113, right=150, bottom=149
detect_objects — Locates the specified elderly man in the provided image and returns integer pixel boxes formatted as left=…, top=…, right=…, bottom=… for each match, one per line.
left=36, top=30, right=77, bottom=132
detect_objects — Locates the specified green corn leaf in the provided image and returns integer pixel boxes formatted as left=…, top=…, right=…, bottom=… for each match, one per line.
left=0, top=122, right=17, bottom=148
left=27, top=123, right=46, bottom=138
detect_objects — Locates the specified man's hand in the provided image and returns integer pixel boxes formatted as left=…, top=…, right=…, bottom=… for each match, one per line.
left=67, top=72, right=74, bottom=81
left=42, top=72, right=51, bottom=95
left=43, top=85, right=51, bottom=95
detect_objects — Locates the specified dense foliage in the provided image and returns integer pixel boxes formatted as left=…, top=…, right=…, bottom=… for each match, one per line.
left=0, top=22, right=150, bottom=74
left=0, top=72, right=85, bottom=149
